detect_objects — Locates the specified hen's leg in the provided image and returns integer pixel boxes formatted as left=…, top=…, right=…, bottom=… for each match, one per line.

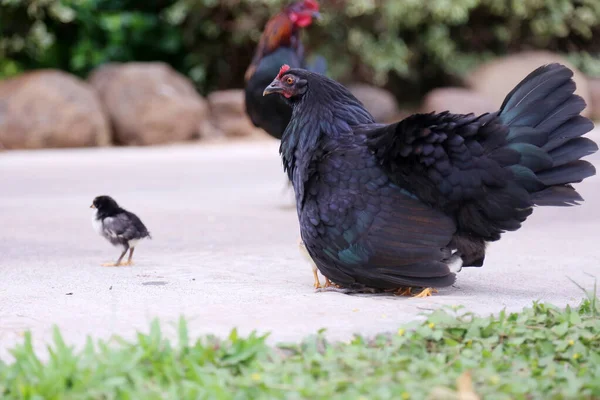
left=298, top=238, right=322, bottom=288
left=312, top=266, right=322, bottom=289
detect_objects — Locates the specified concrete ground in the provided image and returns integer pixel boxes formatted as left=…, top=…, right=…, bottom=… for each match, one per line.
left=1, top=132, right=599, bottom=360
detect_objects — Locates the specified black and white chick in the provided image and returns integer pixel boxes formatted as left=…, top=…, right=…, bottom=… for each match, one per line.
left=90, top=195, right=151, bottom=267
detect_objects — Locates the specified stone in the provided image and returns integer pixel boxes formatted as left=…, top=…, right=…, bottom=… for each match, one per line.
left=587, top=77, right=600, bottom=120
left=208, top=89, right=266, bottom=138
left=421, top=87, right=496, bottom=115
left=466, top=51, right=591, bottom=117
left=0, top=70, right=111, bottom=149
left=88, top=62, right=209, bottom=145
left=346, top=83, right=400, bottom=123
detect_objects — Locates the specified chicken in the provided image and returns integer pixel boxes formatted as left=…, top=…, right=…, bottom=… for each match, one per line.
left=244, top=0, right=325, bottom=140
left=91, top=195, right=152, bottom=267
left=263, top=63, right=597, bottom=296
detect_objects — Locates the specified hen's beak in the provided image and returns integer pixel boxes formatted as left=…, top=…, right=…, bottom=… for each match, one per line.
left=90, top=204, right=96, bottom=209
left=263, top=80, right=284, bottom=96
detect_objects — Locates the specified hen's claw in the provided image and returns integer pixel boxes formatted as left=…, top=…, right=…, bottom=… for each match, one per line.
left=393, top=287, right=438, bottom=297
left=413, top=287, right=438, bottom=298
left=394, top=287, right=413, bottom=297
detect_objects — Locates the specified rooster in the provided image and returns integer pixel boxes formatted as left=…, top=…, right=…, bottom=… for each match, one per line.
left=263, top=63, right=597, bottom=297
left=244, top=0, right=325, bottom=140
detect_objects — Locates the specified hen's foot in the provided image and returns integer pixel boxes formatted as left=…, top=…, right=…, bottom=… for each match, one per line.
left=393, top=287, right=438, bottom=297
left=394, top=287, right=413, bottom=297
left=324, top=277, right=335, bottom=288
left=413, top=287, right=438, bottom=298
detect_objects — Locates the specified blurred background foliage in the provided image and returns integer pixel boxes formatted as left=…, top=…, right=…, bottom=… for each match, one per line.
left=1, top=0, right=600, bottom=100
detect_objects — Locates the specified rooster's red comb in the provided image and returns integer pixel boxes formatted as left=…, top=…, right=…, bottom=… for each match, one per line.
left=303, top=0, right=319, bottom=10
left=277, top=64, right=291, bottom=79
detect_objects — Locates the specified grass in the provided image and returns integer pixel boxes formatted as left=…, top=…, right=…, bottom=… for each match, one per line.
left=0, top=291, right=599, bottom=400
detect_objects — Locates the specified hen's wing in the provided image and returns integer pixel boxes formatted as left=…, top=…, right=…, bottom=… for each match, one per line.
left=363, top=111, right=541, bottom=243
left=363, top=64, right=598, bottom=241
left=363, top=64, right=596, bottom=243
left=303, top=145, right=457, bottom=289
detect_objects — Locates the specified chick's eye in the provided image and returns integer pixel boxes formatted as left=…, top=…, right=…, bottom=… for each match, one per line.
left=286, top=77, right=294, bottom=85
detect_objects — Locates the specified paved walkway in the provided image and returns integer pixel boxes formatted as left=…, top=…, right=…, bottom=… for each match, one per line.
left=1, top=133, right=599, bottom=360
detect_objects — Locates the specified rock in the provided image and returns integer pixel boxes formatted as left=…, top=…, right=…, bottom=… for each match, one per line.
left=207, top=89, right=266, bottom=138
left=88, top=62, right=209, bottom=145
left=421, top=87, right=496, bottom=115
left=587, top=78, right=600, bottom=120
left=0, top=70, right=111, bottom=149
left=346, top=83, right=400, bottom=123
left=467, top=51, right=591, bottom=117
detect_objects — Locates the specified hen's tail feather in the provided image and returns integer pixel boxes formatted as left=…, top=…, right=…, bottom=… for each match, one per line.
left=530, top=186, right=583, bottom=207
left=536, top=160, right=596, bottom=186
left=500, top=64, right=573, bottom=116
left=543, top=116, right=595, bottom=152
left=497, top=63, right=597, bottom=207
left=548, top=137, right=598, bottom=167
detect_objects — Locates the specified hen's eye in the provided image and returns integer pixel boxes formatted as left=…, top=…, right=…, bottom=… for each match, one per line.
left=286, top=77, right=294, bottom=85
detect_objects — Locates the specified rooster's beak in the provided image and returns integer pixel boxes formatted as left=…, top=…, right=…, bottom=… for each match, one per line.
left=263, top=80, right=284, bottom=96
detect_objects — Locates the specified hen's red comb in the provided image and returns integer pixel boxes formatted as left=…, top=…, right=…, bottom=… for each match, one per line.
left=277, top=64, right=291, bottom=79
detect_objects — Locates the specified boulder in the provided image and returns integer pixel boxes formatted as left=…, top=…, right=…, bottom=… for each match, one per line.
left=421, top=87, right=496, bottom=115
left=587, top=77, right=600, bottom=120
left=0, top=70, right=111, bottom=149
left=346, top=83, right=400, bottom=123
left=466, top=51, right=591, bottom=117
left=88, top=62, right=209, bottom=145
left=207, top=89, right=266, bottom=138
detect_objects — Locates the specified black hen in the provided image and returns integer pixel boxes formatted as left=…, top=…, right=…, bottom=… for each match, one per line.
left=244, top=0, right=326, bottom=140
left=263, top=63, right=597, bottom=295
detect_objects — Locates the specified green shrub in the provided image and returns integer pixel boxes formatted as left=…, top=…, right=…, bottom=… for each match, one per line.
left=1, top=0, right=599, bottom=99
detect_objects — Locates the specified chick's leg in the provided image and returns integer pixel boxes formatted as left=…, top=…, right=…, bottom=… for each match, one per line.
left=102, top=247, right=128, bottom=267
left=120, top=247, right=135, bottom=266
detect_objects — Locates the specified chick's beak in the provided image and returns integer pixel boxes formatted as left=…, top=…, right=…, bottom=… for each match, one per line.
left=263, top=80, right=284, bottom=96
left=90, top=204, right=96, bottom=209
